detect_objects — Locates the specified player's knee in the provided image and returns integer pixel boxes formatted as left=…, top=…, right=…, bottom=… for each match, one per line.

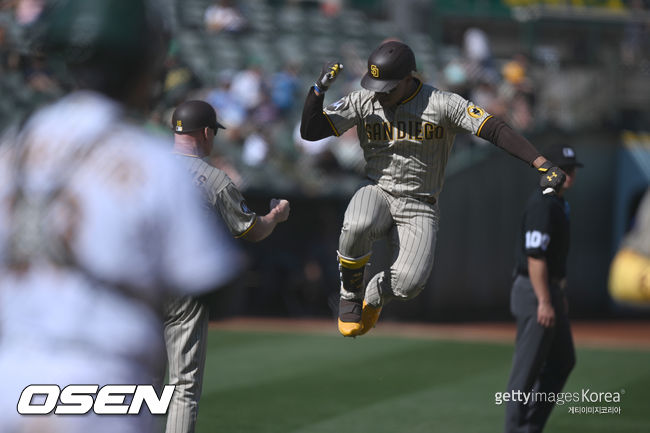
left=341, top=218, right=375, bottom=240
left=391, top=269, right=428, bottom=301
left=392, top=280, right=425, bottom=301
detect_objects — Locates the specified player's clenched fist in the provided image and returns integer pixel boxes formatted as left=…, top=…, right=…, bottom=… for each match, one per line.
left=314, top=62, right=343, bottom=94
left=537, top=160, right=566, bottom=192
left=269, top=198, right=290, bottom=222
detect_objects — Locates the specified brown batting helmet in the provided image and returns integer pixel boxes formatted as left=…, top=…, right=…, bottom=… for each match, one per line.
left=361, top=41, right=416, bottom=93
left=171, top=100, right=226, bottom=134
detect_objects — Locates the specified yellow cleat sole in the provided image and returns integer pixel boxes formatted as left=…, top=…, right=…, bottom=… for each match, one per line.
left=338, top=319, right=364, bottom=337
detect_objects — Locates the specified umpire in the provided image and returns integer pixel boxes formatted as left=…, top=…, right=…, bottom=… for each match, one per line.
left=504, top=143, right=583, bottom=433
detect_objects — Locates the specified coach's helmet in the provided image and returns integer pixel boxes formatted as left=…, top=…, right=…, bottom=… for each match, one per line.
left=361, top=41, right=416, bottom=93
left=172, top=101, right=226, bottom=134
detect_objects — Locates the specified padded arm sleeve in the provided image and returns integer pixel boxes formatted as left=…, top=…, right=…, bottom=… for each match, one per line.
left=478, top=117, right=540, bottom=165
left=300, top=88, right=337, bottom=141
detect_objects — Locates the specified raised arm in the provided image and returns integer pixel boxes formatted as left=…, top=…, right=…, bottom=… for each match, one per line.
left=300, top=62, right=343, bottom=141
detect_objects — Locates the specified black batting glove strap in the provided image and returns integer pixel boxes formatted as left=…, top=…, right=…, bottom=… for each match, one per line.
left=538, top=161, right=566, bottom=191
left=537, top=160, right=554, bottom=172
left=314, top=61, right=343, bottom=93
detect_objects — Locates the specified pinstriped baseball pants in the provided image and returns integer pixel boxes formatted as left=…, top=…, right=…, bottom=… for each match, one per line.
left=339, top=184, right=439, bottom=306
left=163, top=296, right=208, bottom=433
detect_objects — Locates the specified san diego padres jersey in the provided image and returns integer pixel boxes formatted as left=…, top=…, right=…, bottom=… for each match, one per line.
left=175, top=155, right=256, bottom=238
left=323, top=82, right=492, bottom=201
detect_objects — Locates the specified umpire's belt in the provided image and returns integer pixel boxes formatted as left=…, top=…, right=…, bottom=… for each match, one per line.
left=514, top=274, right=567, bottom=290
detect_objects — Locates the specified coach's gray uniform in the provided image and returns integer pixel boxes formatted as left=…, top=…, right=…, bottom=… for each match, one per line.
left=323, top=82, right=492, bottom=306
left=164, top=155, right=255, bottom=433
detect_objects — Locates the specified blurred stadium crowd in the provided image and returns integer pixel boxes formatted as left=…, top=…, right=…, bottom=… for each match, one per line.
left=2, top=0, right=648, bottom=199
left=0, top=0, right=648, bottom=322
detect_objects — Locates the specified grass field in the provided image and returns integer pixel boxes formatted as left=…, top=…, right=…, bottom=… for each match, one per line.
left=195, top=327, right=650, bottom=433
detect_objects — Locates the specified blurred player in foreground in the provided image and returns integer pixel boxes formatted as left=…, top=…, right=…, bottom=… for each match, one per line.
left=504, top=143, right=582, bottom=433
left=609, top=187, right=650, bottom=304
left=300, top=40, right=566, bottom=337
left=0, top=1, right=239, bottom=433
left=164, top=100, right=290, bottom=433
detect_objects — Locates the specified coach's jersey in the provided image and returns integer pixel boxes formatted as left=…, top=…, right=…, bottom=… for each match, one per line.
left=514, top=189, right=571, bottom=280
left=175, top=155, right=256, bottom=238
left=323, top=82, right=491, bottom=200
left=0, top=91, right=240, bottom=432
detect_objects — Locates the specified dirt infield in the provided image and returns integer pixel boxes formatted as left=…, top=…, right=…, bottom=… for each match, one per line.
left=211, top=317, right=650, bottom=350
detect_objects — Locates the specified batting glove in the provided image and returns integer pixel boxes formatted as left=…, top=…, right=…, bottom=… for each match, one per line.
left=538, top=161, right=566, bottom=193
left=314, top=61, right=343, bottom=94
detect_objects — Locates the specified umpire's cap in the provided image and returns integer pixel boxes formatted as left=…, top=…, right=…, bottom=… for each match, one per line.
left=361, top=41, right=416, bottom=93
left=545, top=143, right=584, bottom=169
left=172, top=101, right=226, bottom=134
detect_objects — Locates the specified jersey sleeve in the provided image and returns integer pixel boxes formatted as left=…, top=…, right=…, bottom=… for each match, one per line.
left=214, top=181, right=257, bottom=238
left=194, top=162, right=257, bottom=237
left=444, top=92, right=492, bottom=135
left=522, top=198, right=553, bottom=259
left=322, top=92, right=360, bottom=137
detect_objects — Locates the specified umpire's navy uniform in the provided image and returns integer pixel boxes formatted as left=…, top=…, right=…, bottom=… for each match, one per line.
left=504, top=158, right=579, bottom=433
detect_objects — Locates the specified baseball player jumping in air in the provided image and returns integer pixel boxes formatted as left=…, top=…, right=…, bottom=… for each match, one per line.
left=164, top=100, right=290, bottom=433
left=300, top=40, right=566, bottom=337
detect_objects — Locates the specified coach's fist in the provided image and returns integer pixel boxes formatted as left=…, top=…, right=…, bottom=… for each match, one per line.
left=537, top=161, right=566, bottom=193
left=269, top=198, right=290, bottom=223
left=314, top=62, right=343, bottom=94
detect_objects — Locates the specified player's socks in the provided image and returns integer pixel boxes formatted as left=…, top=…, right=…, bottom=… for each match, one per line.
left=337, top=252, right=371, bottom=337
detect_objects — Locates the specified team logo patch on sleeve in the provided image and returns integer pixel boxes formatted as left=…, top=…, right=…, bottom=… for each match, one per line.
left=195, top=174, right=207, bottom=187
left=240, top=200, right=253, bottom=214
left=327, top=98, right=347, bottom=112
left=467, top=106, right=485, bottom=119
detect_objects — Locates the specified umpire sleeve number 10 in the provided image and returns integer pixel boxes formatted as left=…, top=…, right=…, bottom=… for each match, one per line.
left=525, top=230, right=551, bottom=251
